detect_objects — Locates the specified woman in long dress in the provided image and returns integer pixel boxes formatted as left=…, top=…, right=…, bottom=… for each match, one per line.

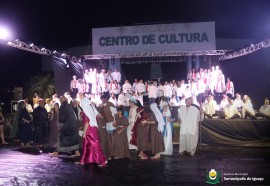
left=11, top=100, right=25, bottom=139
left=79, top=97, right=107, bottom=166
left=160, top=102, right=174, bottom=155
left=142, top=103, right=165, bottom=159
left=49, top=103, right=59, bottom=146
left=112, top=107, right=130, bottom=159
left=18, top=101, right=33, bottom=148
left=49, top=96, right=80, bottom=157
left=97, top=116, right=110, bottom=160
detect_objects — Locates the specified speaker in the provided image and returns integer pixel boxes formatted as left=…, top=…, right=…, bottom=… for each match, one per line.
left=14, top=87, right=23, bottom=101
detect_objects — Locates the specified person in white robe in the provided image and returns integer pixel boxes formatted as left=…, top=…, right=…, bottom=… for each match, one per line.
left=110, top=80, right=121, bottom=97
left=98, top=69, right=107, bottom=93
left=90, top=68, right=98, bottom=94
left=215, top=70, right=226, bottom=94
left=157, top=83, right=164, bottom=103
left=219, top=95, right=229, bottom=110
left=234, top=93, right=244, bottom=111
left=111, top=68, right=121, bottom=83
left=122, top=80, right=132, bottom=94
left=178, top=97, right=201, bottom=156
left=225, top=77, right=235, bottom=98
left=242, top=95, right=256, bottom=119
left=148, top=83, right=158, bottom=104
left=256, top=98, right=270, bottom=119
left=109, top=94, right=118, bottom=107
left=163, top=81, right=173, bottom=99
left=209, top=66, right=217, bottom=95
left=117, top=92, right=128, bottom=107
left=169, top=95, right=179, bottom=107
left=203, top=96, right=218, bottom=118
left=132, top=79, right=139, bottom=92
left=223, top=99, right=240, bottom=119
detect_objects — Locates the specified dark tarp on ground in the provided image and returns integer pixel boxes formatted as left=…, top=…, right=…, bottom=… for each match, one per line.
left=201, top=119, right=270, bottom=147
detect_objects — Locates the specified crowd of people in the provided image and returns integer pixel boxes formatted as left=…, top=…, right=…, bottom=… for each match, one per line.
left=0, top=65, right=269, bottom=167
left=68, top=65, right=269, bottom=120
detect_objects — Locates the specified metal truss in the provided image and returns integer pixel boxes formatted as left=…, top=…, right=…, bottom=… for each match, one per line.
left=6, top=40, right=80, bottom=62
left=7, top=40, right=52, bottom=55
left=219, top=39, right=270, bottom=61
left=82, top=50, right=228, bottom=60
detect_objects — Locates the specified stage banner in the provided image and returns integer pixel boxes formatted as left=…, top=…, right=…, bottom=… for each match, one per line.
left=92, top=22, right=216, bottom=54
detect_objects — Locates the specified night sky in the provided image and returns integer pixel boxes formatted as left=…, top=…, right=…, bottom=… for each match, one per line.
left=0, top=0, right=270, bottom=88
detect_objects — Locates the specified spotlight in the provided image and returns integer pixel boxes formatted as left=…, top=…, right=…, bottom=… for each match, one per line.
left=53, top=50, right=57, bottom=54
left=30, top=43, right=34, bottom=47
left=61, top=53, right=66, bottom=57
left=0, top=28, right=9, bottom=40
left=41, top=48, right=45, bottom=50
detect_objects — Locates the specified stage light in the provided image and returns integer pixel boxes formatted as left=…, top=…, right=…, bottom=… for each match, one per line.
left=7, top=41, right=12, bottom=45
left=0, top=28, right=9, bottom=40
left=61, top=53, right=66, bottom=57
left=30, top=43, right=34, bottom=47
left=53, top=50, right=57, bottom=54
left=41, top=48, right=45, bottom=50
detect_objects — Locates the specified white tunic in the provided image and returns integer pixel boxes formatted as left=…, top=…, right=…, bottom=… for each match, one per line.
left=178, top=106, right=201, bottom=155
left=122, top=83, right=132, bottom=94
left=203, top=101, right=217, bottom=115
left=259, top=105, right=270, bottom=116
left=224, top=104, right=239, bottom=118
left=148, top=85, right=158, bottom=99
left=163, top=85, right=172, bottom=98
left=243, top=100, right=255, bottom=115
left=117, top=93, right=127, bottom=106
left=111, top=72, right=121, bottom=83
left=137, top=83, right=146, bottom=94
left=234, top=98, right=244, bottom=109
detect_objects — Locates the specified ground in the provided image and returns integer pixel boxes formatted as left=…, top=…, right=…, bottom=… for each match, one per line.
left=0, top=142, right=270, bottom=185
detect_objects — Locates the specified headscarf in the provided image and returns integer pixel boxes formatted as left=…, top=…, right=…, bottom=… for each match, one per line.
left=160, top=101, right=172, bottom=118
left=150, top=103, right=165, bottom=133
left=128, top=94, right=143, bottom=108
left=80, top=97, right=99, bottom=127
left=11, top=100, right=25, bottom=138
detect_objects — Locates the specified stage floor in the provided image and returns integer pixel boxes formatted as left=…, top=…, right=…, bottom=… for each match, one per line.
left=0, top=142, right=270, bottom=185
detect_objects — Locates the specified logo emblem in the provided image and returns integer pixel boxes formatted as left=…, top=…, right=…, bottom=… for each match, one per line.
left=206, top=169, right=221, bottom=184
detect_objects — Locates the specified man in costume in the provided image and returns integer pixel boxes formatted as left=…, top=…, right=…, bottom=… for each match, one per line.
left=178, top=97, right=201, bottom=156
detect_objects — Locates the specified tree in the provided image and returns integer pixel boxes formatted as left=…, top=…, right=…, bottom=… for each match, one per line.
left=24, top=73, right=56, bottom=100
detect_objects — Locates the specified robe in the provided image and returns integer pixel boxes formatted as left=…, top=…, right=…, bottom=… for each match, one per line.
left=112, top=115, right=130, bottom=158
left=148, top=113, right=165, bottom=155
left=57, top=101, right=79, bottom=152
left=178, top=105, right=201, bottom=155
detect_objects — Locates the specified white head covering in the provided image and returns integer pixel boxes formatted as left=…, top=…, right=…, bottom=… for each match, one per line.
left=150, top=103, right=165, bottom=133
left=80, top=97, right=99, bottom=127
